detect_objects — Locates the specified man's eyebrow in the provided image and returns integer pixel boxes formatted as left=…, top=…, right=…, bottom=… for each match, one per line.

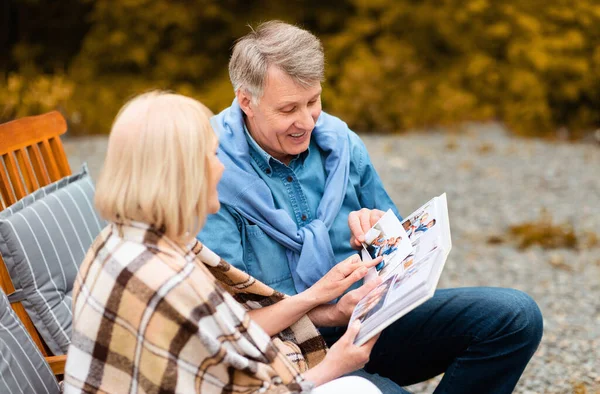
left=278, top=90, right=322, bottom=108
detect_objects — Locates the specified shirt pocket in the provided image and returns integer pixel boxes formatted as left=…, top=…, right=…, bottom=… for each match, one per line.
left=244, top=224, right=293, bottom=289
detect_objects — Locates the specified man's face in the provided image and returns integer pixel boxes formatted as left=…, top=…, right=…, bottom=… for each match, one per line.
left=239, top=66, right=322, bottom=165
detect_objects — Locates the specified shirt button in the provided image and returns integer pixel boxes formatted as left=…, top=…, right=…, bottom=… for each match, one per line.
left=265, top=168, right=271, bottom=174
left=287, top=175, right=293, bottom=182
left=301, top=214, right=307, bottom=221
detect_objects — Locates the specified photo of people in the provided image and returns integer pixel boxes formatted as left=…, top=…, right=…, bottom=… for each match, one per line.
left=364, top=228, right=385, bottom=260
left=362, top=209, right=412, bottom=273
left=403, top=204, right=438, bottom=241
left=352, top=275, right=396, bottom=324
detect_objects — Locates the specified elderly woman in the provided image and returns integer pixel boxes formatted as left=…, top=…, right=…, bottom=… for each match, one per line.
left=63, top=92, right=384, bottom=393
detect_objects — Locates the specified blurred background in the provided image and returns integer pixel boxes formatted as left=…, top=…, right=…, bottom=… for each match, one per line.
left=2, top=1, right=600, bottom=393
left=2, top=0, right=600, bottom=138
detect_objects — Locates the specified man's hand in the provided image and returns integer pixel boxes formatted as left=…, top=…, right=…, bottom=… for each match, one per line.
left=348, top=208, right=387, bottom=249
left=332, top=276, right=382, bottom=325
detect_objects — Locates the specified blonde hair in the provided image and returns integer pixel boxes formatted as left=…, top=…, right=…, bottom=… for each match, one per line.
left=229, top=20, right=325, bottom=101
left=95, top=91, right=215, bottom=240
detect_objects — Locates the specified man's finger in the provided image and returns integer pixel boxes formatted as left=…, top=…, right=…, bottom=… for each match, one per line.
left=369, top=209, right=385, bottom=226
left=350, top=235, right=362, bottom=250
left=348, top=212, right=365, bottom=244
left=359, top=209, right=371, bottom=234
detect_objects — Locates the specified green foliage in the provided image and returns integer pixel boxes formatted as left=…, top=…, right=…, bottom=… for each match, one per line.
left=2, top=0, right=600, bottom=135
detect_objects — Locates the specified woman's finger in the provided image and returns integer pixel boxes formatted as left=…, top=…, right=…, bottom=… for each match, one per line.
left=344, top=319, right=362, bottom=343
left=341, top=266, right=369, bottom=288
left=364, top=256, right=383, bottom=269
left=337, top=254, right=362, bottom=276
left=361, top=332, right=381, bottom=351
left=355, top=276, right=382, bottom=299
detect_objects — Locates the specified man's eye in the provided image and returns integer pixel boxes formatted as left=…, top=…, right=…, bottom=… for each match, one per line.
left=281, top=107, right=296, bottom=113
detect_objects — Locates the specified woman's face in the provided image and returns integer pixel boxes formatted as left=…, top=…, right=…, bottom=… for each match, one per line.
left=206, top=136, right=225, bottom=214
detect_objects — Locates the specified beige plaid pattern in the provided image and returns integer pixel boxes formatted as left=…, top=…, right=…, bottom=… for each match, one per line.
left=64, top=222, right=327, bottom=394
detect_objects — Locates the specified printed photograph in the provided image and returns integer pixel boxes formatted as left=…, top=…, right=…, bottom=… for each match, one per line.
left=352, top=275, right=396, bottom=324
left=362, top=210, right=412, bottom=272
left=402, top=203, right=438, bottom=241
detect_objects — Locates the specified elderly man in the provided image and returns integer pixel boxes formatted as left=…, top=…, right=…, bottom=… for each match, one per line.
left=199, top=21, right=543, bottom=393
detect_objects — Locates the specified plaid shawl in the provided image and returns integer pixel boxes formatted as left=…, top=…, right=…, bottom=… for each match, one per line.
left=64, top=222, right=327, bottom=394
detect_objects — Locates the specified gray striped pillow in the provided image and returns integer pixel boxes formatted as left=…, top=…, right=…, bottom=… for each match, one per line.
left=0, top=164, right=106, bottom=355
left=0, top=288, right=60, bottom=394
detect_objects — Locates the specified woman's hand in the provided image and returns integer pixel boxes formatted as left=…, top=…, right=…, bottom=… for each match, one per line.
left=249, top=255, right=380, bottom=335
left=303, top=254, right=382, bottom=306
left=334, top=276, right=382, bottom=324
left=303, top=320, right=380, bottom=386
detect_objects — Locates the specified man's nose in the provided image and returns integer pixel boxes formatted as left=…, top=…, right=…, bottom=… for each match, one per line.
left=295, top=108, right=315, bottom=130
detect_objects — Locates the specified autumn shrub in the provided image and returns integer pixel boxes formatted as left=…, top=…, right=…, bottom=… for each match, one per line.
left=2, top=0, right=600, bottom=136
left=323, top=0, right=600, bottom=136
left=0, top=73, right=74, bottom=123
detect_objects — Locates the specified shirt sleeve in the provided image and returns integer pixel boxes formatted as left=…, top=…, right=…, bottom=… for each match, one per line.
left=350, top=132, right=403, bottom=220
left=197, top=204, right=249, bottom=273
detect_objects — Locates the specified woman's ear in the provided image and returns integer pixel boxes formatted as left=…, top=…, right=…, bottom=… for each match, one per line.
left=236, top=89, right=254, bottom=118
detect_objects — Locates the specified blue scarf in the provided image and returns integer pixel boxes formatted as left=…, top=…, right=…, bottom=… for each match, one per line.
left=212, top=99, right=351, bottom=293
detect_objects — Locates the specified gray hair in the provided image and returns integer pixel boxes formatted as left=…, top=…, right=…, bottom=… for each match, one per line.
left=229, top=21, right=325, bottom=101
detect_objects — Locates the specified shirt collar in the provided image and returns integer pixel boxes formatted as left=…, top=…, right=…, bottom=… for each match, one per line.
left=242, top=120, right=310, bottom=174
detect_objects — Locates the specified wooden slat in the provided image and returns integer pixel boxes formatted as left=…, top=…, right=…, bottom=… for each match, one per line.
left=3, top=153, right=27, bottom=200
left=0, top=255, right=16, bottom=295
left=15, top=148, right=38, bottom=193
left=39, top=140, right=61, bottom=182
left=0, top=255, right=49, bottom=357
left=27, top=144, right=52, bottom=187
left=49, top=137, right=71, bottom=177
left=0, top=111, right=67, bottom=154
left=12, top=303, right=49, bottom=357
left=0, top=160, right=15, bottom=206
left=46, top=355, right=66, bottom=375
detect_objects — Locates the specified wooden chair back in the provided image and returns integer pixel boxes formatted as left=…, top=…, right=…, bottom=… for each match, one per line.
left=0, top=111, right=70, bottom=374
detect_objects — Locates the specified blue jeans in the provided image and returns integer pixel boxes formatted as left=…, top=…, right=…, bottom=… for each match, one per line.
left=322, top=287, right=543, bottom=394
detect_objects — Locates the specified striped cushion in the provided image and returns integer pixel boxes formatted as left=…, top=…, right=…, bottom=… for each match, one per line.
left=0, top=164, right=105, bottom=355
left=0, top=288, right=60, bottom=394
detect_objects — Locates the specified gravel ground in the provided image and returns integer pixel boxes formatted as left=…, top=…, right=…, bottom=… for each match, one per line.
left=64, top=123, right=600, bottom=394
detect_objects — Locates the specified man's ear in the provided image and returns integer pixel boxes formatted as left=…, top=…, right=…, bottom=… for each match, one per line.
left=236, top=89, right=254, bottom=118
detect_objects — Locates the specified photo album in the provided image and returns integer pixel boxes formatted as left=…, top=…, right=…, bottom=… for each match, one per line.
left=349, top=193, right=452, bottom=345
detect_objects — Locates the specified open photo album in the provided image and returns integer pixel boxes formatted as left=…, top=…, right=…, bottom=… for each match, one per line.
left=350, top=193, right=452, bottom=345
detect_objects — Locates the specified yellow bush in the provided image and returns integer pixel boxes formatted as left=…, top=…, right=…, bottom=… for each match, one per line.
left=324, top=0, right=600, bottom=135
left=3, top=0, right=600, bottom=136
left=0, top=73, right=74, bottom=123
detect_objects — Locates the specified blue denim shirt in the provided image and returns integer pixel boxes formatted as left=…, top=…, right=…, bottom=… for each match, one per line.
left=199, top=122, right=400, bottom=296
